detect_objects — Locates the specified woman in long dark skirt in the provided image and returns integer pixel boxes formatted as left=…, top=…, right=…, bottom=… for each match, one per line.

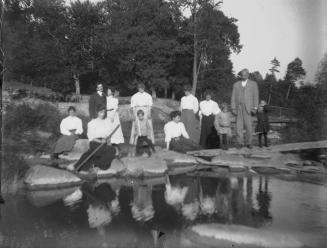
left=68, top=106, right=118, bottom=172
left=199, top=90, right=221, bottom=149
left=180, top=85, right=199, bottom=143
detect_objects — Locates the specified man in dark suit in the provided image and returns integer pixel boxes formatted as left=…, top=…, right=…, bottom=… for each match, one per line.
left=231, top=69, right=259, bottom=148
left=89, top=83, right=107, bottom=119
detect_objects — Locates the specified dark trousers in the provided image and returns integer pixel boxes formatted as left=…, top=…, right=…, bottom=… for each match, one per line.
left=136, top=136, right=155, bottom=156
left=74, top=141, right=116, bottom=171
left=258, top=132, right=268, bottom=147
left=219, top=134, right=229, bottom=150
left=170, top=136, right=200, bottom=153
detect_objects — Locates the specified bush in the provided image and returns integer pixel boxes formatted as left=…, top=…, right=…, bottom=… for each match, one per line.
left=4, top=103, right=62, bottom=137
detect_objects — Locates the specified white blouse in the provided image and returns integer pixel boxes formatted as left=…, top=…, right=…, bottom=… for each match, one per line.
left=199, top=100, right=221, bottom=117
left=131, top=92, right=153, bottom=108
left=106, top=96, right=118, bottom=111
left=87, top=118, right=113, bottom=141
left=164, top=121, right=189, bottom=143
left=60, top=116, right=83, bottom=136
left=180, top=94, right=199, bottom=113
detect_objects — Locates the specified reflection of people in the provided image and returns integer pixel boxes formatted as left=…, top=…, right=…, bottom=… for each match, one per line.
left=164, top=111, right=199, bottom=153
left=181, top=177, right=200, bottom=222
left=130, top=185, right=154, bottom=223
left=180, top=85, right=199, bottom=143
left=199, top=90, right=221, bottom=149
left=68, top=106, right=118, bottom=172
left=52, top=106, right=83, bottom=159
left=89, top=83, right=107, bottom=119
left=231, top=69, right=259, bottom=148
left=199, top=177, right=218, bottom=216
left=255, top=100, right=270, bottom=147
left=256, top=176, right=272, bottom=219
left=133, top=110, right=156, bottom=157
left=82, top=183, right=118, bottom=228
left=130, top=83, right=154, bottom=145
left=106, top=87, right=124, bottom=145
left=215, top=178, right=232, bottom=221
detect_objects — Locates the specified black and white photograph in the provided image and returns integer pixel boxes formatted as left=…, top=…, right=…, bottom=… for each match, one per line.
left=0, top=0, right=327, bottom=247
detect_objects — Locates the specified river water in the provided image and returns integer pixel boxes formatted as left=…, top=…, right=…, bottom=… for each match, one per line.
left=1, top=173, right=327, bottom=248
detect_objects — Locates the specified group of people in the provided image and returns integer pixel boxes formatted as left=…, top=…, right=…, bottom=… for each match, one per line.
left=52, top=68, right=271, bottom=173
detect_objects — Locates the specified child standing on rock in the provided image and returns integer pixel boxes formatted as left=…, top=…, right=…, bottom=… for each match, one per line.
left=255, top=100, right=270, bottom=147
left=214, top=103, right=232, bottom=150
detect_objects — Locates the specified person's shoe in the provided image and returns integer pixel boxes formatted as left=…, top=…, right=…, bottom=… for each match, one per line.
left=246, top=144, right=253, bottom=149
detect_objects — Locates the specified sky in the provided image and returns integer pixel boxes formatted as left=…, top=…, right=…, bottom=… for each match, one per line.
left=221, top=0, right=327, bottom=82
left=70, top=0, right=327, bottom=83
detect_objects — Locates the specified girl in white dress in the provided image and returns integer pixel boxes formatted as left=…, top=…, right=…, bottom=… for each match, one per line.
left=106, top=88, right=124, bottom=145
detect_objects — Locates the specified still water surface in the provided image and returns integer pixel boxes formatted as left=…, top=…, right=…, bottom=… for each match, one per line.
left=1, top=174, right=327, bottom=248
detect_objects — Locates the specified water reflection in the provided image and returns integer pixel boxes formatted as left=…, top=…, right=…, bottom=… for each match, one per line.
left=3, top=174, right=327, bottom=247
left=58, top=174, right=274, bottom=230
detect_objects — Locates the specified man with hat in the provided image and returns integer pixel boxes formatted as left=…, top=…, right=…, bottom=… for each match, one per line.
left=231, top=69, right=259, bottom=149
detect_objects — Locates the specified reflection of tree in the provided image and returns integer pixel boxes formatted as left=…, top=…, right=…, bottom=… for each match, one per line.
left=254, top=176, right=272, bottom=223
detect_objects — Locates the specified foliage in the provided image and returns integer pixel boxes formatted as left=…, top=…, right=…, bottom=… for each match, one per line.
left=269, top=57, right=280, bottom=75
left=4, top=103, right=61, bottom=136
left=4, top=0, right=241, bottom=99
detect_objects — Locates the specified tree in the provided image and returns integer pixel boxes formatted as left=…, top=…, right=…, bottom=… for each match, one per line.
left=315, top=53, right=327, bottom=102
left=284, top=57, right=306, bottom=102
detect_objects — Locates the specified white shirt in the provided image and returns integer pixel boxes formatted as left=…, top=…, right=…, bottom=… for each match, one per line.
left=199, top=100, right=221, bottom=117
left=164, top=121, right=189, bottom=143
left=106, top=96, right=118, bottom=111
left=60, top=116, right=83, bottom=136
left=180, top=94, right=199, bottom=113
left=97, top=91, right=103, bottom=96
left=241, top=79, right=248, bottom=87
left=131, top=92, right=153, bottom=108
left=87, top=118, right=113, bottom=141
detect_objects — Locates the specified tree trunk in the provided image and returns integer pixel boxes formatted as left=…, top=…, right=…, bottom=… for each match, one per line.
left=73, top=73, right=80, bottom=95
left=285, top=83, right=292, bottom=102
left=192, top=0, right=198, bottom=95
left=151, top=86, right=157, bottom=99
left=268, top=83, right=272, bottom=104
left=171, top=91, right=176, bottom=100
left=164, top=87, right=168, bottom=98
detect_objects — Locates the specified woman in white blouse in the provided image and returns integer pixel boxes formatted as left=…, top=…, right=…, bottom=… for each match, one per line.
left=52, top=106, right=83, bottom=159
left=164, top=111, right=199, bottom=153
left=70, top=106, right=118, bottom=172
left=129, top=83, right=155, bottom=145
left=106, top=87, right=124, bottom=145
left=180, top=85, right=199, bottom=143
left=199, top=90, right=221, bottom=148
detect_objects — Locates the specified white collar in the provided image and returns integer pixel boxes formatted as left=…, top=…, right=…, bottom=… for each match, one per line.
left=241, top=79, right=248, bottom=87
left=97, top=91, right=103, bottom=96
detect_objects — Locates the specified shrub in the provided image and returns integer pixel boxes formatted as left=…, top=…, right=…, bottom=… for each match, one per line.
left=4, top=103, right=62, bottom=137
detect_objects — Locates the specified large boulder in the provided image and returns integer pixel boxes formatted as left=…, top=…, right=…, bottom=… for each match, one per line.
left=24, top=165, right=82, bottom=190
left=186, top=223, right=303, bottom=248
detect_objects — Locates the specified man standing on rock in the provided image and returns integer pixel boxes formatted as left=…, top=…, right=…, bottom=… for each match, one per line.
left=231, top=69, right=259, bottom=149
left=89, top=83, right=107, bottom=119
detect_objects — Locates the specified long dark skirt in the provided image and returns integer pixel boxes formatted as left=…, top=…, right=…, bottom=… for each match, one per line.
left=181, top=109, right=199, bottom=143
left=74, top=141, right=116, bottom=171
left=53, top=135, right=78, bottom=154
left=199, top=115, right=215, bottom=148
left=169, top=136, right=200, bottom=154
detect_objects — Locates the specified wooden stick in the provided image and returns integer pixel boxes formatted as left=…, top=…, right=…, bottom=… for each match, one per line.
left=75, top=124, right=121, bottom=172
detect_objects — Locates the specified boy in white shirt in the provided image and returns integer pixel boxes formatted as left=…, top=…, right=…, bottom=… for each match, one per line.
left=52, top=106, right=83, bottom=159
left=164, top=111, right=199, bottom=153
